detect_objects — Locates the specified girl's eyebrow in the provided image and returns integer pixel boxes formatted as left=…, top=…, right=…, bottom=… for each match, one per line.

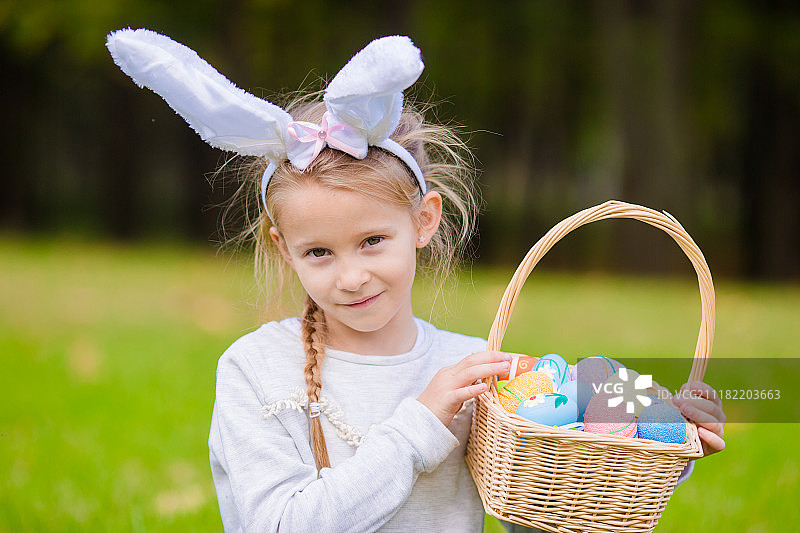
left=291, top=240, right=325, bottom=252
left=357, top=225, right=396, bottom=237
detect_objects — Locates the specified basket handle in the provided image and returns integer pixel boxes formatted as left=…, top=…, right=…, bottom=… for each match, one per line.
left=486, top=200, right=715, bottom=399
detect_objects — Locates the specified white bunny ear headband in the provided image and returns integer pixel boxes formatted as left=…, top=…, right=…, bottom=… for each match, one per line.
left=106, top=28, right=427, bottom=220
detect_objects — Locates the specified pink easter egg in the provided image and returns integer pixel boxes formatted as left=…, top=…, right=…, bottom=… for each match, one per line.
left=583, top=390, right=637, bottom=438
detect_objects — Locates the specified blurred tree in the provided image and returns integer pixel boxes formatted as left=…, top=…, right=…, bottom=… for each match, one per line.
left=1, top=0, right=798, bottom=278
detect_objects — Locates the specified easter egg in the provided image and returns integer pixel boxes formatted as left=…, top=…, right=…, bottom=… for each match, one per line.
left=559, top=379, right=594, bottom=422
left=637, top=403, right=687, bottom=444
left=567, top=364, right=576, bottom=382
left=583, top=391, right=637, bottom=438
left=533, top=353, right=570, bottom=391
left=498, top=371, right=553, bottom=413
left=515, top=393, right=578, bottom=427
left=575, top=356, right=625, bottom=390
left=496, top=354, right=540, bottom=381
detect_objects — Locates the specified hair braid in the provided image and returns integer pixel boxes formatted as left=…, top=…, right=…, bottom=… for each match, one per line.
left=301, top=295, right=331, bottom=470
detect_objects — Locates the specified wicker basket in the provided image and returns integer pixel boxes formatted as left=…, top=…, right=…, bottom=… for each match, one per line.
left=465, top=200, right=713, bottom=533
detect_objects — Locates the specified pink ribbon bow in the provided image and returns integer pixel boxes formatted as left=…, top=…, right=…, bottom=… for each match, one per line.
left=287, top=111, right=368, bottom=169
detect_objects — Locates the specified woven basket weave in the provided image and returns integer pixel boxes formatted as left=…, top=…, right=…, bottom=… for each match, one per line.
left=465, top=200, right=713, bottom=533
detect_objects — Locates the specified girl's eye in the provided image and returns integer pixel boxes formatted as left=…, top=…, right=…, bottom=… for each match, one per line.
left=365, top=236, right=383, bottom=247
left=308, top=248, right=328, bottom=258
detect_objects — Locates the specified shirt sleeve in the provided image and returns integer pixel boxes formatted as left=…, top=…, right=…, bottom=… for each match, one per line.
left=210, top=352, right=460, bottom=533
left=675, top=459, right=695, bottom=487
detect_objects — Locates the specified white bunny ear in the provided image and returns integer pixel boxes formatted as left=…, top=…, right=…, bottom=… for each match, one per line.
left=324, top=36, right=424, bottom=144
left=106, top=28, right=294, bottom=160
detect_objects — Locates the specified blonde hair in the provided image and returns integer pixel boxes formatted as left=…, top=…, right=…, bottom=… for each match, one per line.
left=220, top=94, right=480, bottom=471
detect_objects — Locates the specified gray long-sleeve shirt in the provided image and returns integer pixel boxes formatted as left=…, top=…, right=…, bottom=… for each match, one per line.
left=209, top=317, right=487, bottom=532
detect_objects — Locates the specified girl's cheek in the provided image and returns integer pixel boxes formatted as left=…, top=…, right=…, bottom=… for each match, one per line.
left=377, top=249, right=416, bottom=275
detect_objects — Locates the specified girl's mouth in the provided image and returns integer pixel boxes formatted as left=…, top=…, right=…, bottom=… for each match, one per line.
left=344, top=293, right=382, bottom=308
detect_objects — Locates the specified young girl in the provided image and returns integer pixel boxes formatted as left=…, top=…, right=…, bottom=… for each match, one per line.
left=107, top=29, right=726, bottom=532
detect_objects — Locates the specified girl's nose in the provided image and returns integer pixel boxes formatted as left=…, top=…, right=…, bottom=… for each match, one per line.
left=335, top=258, right=370, bottom=291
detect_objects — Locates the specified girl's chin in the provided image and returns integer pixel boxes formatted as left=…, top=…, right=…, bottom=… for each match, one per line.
left=323, top=298, right=414, bottom=336
left=328, top=310, right=401, bottom=336
left=330, top=317, right=392, bottom=335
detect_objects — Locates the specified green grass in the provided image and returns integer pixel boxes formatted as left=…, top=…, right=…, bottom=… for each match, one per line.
left=1, top=236, right=798, bottom=532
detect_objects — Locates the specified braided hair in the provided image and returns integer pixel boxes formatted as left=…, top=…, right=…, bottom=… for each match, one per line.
left=301, top=295, right=331, bottom=470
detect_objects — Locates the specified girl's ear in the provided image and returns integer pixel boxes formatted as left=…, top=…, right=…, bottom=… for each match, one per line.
left=417, top=191, right=443, bottom=247
left=269, top=226, right=294, bottom=266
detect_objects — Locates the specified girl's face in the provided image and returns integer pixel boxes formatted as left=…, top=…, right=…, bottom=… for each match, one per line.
left=270, top=183, right=442, bottom=354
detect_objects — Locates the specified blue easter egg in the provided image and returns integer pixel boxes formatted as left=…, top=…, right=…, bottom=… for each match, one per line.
left=637, top=403, right=687, bottom=443
left=515, top=393, right=578, bottom=427
left=533, top=353, right=570, bottom=391
left=559, top=379, right=594, bottom=422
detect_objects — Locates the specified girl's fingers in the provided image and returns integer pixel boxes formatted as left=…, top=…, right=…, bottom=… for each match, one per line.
left=678, top=384, right=728, bottom=455
left=674, top=395, right=726, bottom=427
left=676, top=381, right=727, bottom=424
left=450, top=382, right=488, bottom=404
left=459, top=361, right=511, bottom=386
left=678, top=401, right=725, bottom=438
left=698, top=426, right=726, bottom=455
left=459, top=351, right=513, bottom=368
left=447, top=351, right=512, bottom=386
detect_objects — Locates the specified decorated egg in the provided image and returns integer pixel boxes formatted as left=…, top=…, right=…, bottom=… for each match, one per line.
left=498, top=371, right=553, bottom=413
left=637, top=403, right=687, bottom=443
left=567, top=364, right=577, bottom=382
left=496, top=354, right=540, bottom=381
left=575, top=356, right=625, bottom=389
left=515, top=393, right=578, bottom=427
left=559, top=379, right=594, bottom=422
left=583, top=391, right=637, bottom=438
left=533, top=353, right=570, bottom=391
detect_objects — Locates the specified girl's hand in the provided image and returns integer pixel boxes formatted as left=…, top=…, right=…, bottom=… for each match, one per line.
left=672, top=381, right=727, bottom=458
left=417, top=351, right=512, bottom=427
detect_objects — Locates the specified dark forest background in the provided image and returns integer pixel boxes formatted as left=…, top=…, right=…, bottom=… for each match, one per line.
left=1, top=0, right=798, bottom=279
